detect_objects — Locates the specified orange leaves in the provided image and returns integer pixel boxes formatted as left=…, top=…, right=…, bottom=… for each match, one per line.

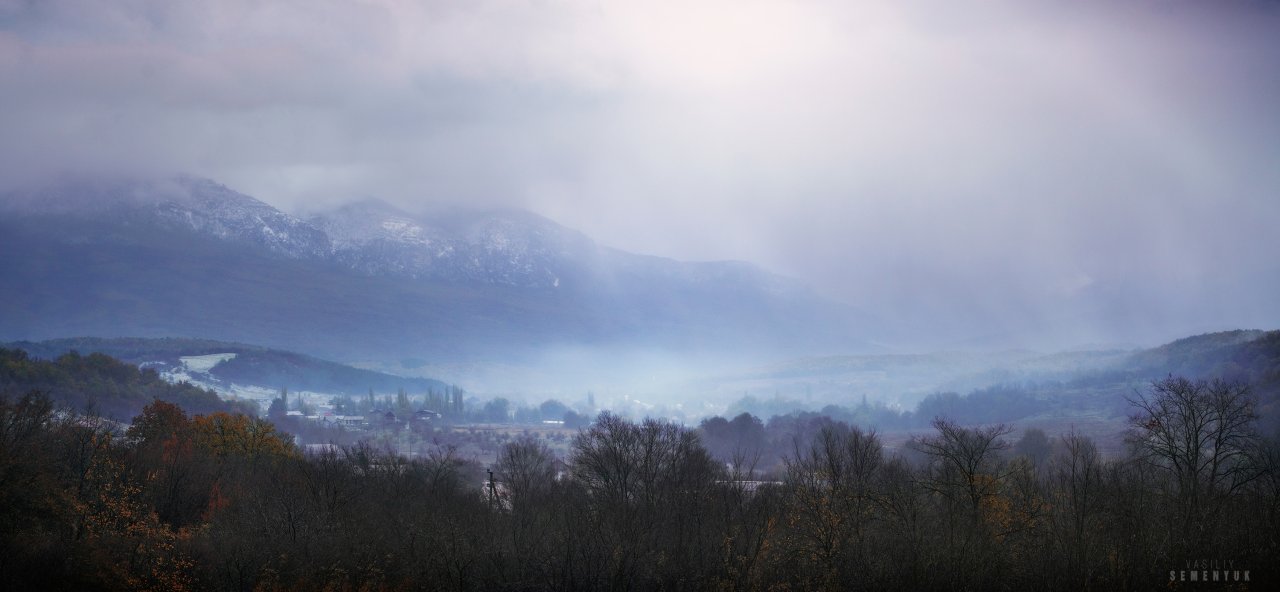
left=160, top=432, right=193, bottom=465
left=190, top=412, right=298, bottom=461
left=128, top=400, right=191, bottom=444
left=203, top=480, right=231, bottom=522
left=979, top=483, right=1016, bottom=538
left=77, top=444, right=195, bottom=592
left=132, top=402, right=296, bottom=463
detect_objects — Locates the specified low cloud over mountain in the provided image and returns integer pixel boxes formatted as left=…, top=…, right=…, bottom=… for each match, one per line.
left=0, top=175, right=870, bottom=363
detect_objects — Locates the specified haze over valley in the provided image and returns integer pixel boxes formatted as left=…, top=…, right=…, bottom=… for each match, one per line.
left=3, top=172, right=1273, bottom=421
left=2, top=1, right=1279, bottom=589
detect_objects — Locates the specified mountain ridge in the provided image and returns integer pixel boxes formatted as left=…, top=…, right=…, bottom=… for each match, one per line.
left=0, top=174, right=870, bottom=362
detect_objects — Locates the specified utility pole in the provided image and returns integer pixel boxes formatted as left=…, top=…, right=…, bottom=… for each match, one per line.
left=487, top=469, right=498, bottom=506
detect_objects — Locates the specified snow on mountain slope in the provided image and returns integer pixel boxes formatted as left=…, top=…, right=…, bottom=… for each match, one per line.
left=0, top=174, right=872, bottom=360
left=311, top=199, right=436, bottom=248
left=0, top=175, right=332, bottom=259
left=153, top=176, right=333, bottom=259
left=3, top=173, right=809, bottom=295
left=311, top=200, right=599, bottom=287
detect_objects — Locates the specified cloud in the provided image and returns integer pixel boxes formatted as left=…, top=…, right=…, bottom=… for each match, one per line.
left=2, top=0, right=1278, bottom=348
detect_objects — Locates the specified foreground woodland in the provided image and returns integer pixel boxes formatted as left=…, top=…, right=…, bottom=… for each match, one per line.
left=2, top=375, right=1278, bottom=591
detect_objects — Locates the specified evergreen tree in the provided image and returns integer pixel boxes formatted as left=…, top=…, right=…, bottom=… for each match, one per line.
left=267, top=393, right=287, bottom=419
left=396, top=388, right=410, bottom=415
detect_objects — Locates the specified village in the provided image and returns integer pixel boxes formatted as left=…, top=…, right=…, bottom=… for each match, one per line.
left=269, top=389, right=585, bottom=467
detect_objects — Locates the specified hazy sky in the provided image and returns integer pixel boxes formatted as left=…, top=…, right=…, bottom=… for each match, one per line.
left=2, top=0, right=1278, bottom=348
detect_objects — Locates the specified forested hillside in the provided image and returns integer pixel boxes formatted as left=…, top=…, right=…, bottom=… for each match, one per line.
left=6, top=337, right=453, bottom=397
left=729, top=330, right=1280, bottom=442
left=0, top=348, right=256, bottom=419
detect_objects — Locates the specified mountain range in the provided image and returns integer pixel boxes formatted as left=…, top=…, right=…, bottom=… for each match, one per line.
left=0, top=175, right=868, bottom=364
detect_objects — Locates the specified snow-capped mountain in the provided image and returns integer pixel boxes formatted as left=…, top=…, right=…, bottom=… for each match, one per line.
left=0, top=174, right=871, bottom=362
left=1, top=175, right=332, bottom=258
left=152, top=177, right=333, bottom=259
left=311, top=199, right=597, bottom=288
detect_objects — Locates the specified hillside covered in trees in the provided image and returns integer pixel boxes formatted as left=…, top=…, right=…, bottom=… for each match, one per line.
left=0, top=348, right=257, bottom=420
left=4, top=337, right=453, bottom=397
left=727, top=330, right=1280, bottom=449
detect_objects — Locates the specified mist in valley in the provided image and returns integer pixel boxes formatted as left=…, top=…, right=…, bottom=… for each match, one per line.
left=3, top=1, right=1280, bottom=589
left=3, top=0, right=1278, bottom=484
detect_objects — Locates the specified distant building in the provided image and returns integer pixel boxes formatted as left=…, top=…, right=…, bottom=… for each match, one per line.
left=317, top=414, right=366, bottom=429
left=337, top=415, right=365, bottom=427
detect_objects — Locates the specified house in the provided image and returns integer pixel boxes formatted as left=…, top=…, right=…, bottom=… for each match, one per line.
left=413, top=409, right=443, bottom=421
left=337, top=415, right=366, bottom=428
left=317, top=414, right=366, bottom=429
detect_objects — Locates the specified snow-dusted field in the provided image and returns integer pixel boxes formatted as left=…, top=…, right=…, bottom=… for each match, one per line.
left=179, top=353, right=237, bottom=373
left=152, top=352, right=336, bottom=412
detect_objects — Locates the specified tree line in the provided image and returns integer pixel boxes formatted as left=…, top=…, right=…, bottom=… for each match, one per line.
left=1, top=376, right=1277, bottom=590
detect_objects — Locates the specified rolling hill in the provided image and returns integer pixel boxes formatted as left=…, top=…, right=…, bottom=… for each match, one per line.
left=3, top=337, right=455, bottom=401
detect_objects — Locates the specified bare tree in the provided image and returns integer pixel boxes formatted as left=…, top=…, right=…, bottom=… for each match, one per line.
left=493, top=437, right=558, bottom=586
left=495, top=436, right=556, bottom=506
left=912, top=418, right=1012, bottom=514
left=872, top=455, right=927, bottom=588
left=569, top=412, right=721, bottom=587
left=1047, top=430, right=1104, bottom=588
left=909, top=418, right=1014, bottom=587
left=1126, top=376, right=1262, bottom=543
left=783, top=423, right=884, bottom=588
